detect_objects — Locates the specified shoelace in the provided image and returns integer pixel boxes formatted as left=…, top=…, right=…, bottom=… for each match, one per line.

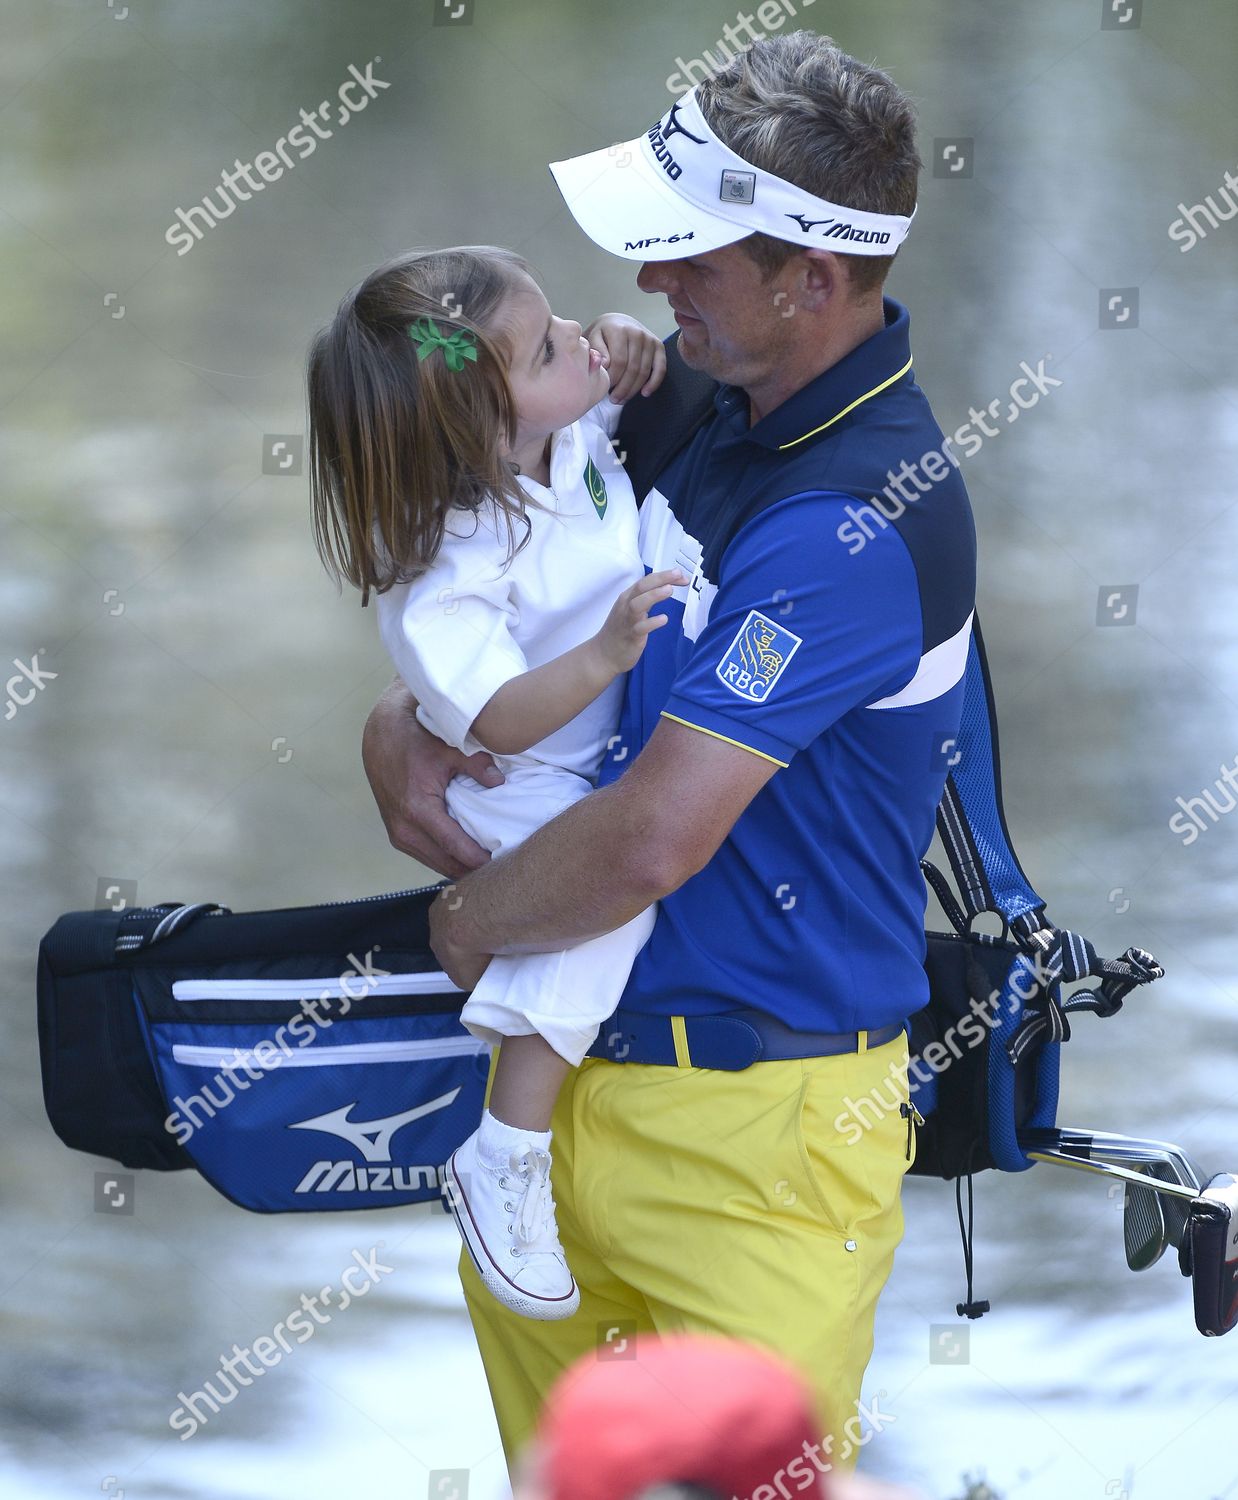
left=509, top=1146, right=560, bottom=1254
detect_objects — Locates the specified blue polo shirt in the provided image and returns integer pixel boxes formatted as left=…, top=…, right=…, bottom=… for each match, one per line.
left=596, top=298, right=976, bottom=1032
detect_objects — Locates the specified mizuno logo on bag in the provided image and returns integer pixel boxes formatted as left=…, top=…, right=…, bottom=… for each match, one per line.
left=287, top=1089, right=460, bottom=1163
left=294, top=1160, right=443, bottom=1194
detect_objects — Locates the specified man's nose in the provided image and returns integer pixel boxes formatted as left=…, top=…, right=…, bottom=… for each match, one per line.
left=636, top=260, right=680, bottom=295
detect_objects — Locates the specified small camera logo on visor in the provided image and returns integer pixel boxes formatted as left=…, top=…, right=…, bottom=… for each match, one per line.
left=719, top=170, right=756, bottom=205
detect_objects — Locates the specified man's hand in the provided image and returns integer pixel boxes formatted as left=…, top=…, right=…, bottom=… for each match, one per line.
left=428, top=884, right=491, bottom=991
left=362, top=678, right=503, bottom=878
left=585, top=313, right=668, bottom=402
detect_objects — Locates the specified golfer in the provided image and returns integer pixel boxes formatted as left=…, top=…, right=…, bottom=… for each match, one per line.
left=362, top=31, right=976, bottom=1470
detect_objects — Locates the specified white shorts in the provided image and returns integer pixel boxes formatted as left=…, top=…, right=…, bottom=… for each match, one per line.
left=445, top=765, right=656, bottom=1067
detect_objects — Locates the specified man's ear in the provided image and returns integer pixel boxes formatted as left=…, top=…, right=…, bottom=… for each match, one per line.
left=797, top=249, right=846, bottom=309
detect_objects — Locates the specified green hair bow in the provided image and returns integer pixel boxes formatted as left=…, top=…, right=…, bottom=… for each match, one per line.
left=407, top=317, right=478, bottom=372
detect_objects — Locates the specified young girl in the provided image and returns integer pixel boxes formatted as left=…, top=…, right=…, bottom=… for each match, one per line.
left=306, top=246, right=685, bottom=1322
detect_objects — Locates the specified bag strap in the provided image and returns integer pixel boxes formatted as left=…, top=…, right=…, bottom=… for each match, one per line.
left=935, top=616, right=1048, bottom=942
left=933, top=617, right=1164, bottom=1030
left=614, top=332, right=718, bottom=503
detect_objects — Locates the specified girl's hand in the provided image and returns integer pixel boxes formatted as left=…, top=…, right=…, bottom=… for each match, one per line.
left=593, top=569, right=689, bottom=675
left=584, top=314, right=668, bottom=402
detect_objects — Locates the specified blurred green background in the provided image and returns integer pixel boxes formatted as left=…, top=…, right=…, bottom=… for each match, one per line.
left=2, top=1, right=1237, bottom=1497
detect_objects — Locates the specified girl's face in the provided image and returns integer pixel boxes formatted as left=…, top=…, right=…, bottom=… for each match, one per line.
left=499, top=273, right=611, bottom=444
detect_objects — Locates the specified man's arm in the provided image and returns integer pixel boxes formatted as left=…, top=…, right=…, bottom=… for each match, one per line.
left=428, top=715, right=777, bottom=987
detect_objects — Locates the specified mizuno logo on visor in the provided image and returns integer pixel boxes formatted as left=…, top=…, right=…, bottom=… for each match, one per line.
left=661, top=100, right=707, bottom=145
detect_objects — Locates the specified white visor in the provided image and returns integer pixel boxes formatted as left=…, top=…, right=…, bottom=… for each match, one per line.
left=549, top=87, right=915, bottom=262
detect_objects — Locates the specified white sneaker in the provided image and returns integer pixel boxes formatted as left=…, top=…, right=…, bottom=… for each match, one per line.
left=443, top=1125, right=580, bottom=1320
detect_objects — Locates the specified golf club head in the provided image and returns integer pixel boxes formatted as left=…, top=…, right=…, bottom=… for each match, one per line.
left=1158, top=1169, right=1194, bottom=1252
left=1124, top=1160, right=1195, bottom=1270
left=1124, top=1169, right=1169, bottom=1271
left=1184, top=1172, right=1238, bottom=1338
left=1047, top=1130, right=1201, bottom=1255
left=1022, top=1127, right=1202, bottom=1270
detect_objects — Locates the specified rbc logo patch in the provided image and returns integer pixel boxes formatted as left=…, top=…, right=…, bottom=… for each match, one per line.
left=716, top=610, right=801, bottom=702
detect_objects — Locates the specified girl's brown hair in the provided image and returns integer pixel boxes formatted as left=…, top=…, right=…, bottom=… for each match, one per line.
left=307, top=245, right=537, bottom=603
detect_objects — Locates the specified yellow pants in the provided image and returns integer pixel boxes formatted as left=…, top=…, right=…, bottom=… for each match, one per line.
left=460, top=1031, right=915, bottom=1471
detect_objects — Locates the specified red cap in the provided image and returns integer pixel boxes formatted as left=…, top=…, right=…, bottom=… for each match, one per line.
left=533, top=1333, right=829, bottom=1500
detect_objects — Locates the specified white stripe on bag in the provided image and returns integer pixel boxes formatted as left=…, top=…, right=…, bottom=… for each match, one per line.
left=170, top=972, right=464, bottom=1002
left=169, top=1036, right=487, bottom=1069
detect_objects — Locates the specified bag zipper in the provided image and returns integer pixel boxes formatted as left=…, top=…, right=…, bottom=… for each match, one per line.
left=171, top=971, right=463, bottom=1002
left=170, top=1035, right=487, bottom=1069
left=315, top=881, right=450, bottom=909
left=117, top=876, right=450, bottom=948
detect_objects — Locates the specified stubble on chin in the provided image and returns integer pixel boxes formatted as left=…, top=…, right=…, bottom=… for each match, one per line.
left=678, top=328, right=747, bottom=393
left=674, top=326, right=714, bottom=375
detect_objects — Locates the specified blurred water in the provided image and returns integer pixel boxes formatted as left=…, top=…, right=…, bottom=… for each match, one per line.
left=2, top=1, right=1237, bottom=1497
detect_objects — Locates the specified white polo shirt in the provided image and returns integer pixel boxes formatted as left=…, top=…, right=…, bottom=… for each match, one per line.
left=375, top=395, right=644, bottom=783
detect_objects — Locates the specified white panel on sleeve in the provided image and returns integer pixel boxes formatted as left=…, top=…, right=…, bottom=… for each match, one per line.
left=866, top=611, right=973, bottom=709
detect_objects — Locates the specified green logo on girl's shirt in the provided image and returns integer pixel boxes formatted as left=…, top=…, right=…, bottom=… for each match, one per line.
left=584, top=457, right=607, bottom=519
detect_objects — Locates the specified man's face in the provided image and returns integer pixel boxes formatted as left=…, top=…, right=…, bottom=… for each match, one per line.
left=499, top=272, right=611, bottom=440
left=635, top=241, right=802, bottom=391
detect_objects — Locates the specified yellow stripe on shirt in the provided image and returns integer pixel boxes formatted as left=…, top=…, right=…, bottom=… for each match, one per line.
left=777, top=354, right=914, bottom=450
left=660, top=711, right=788, bottom=768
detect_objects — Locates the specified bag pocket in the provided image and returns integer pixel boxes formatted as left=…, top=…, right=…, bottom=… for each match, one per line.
left=142, top=1001, right=488, bottom=1213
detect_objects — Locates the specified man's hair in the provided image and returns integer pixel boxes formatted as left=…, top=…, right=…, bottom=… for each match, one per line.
left=697, top=32, right=921, bottom=297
